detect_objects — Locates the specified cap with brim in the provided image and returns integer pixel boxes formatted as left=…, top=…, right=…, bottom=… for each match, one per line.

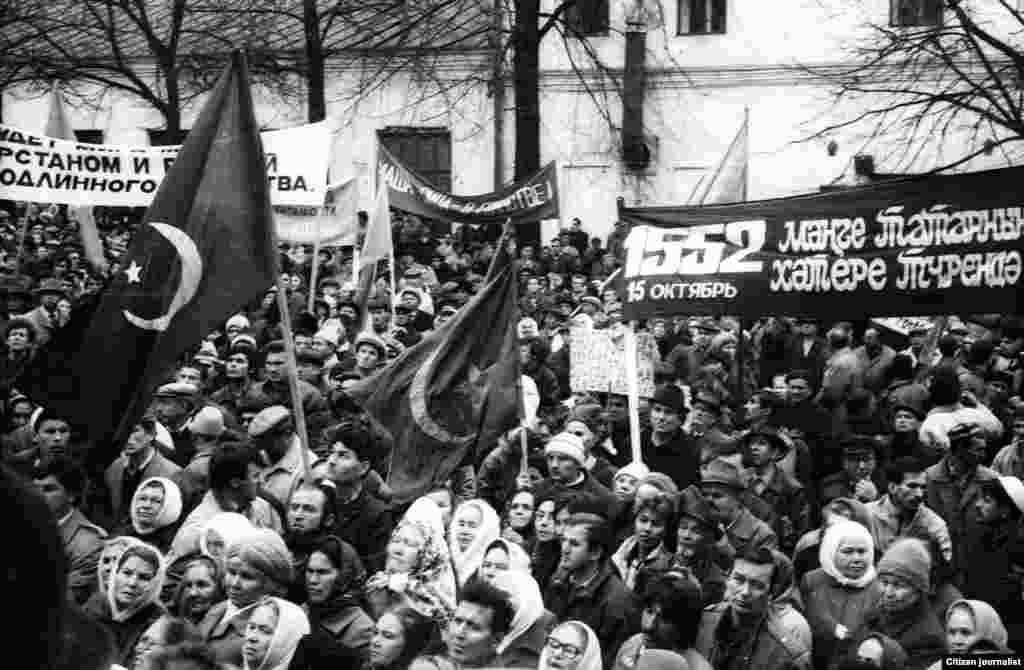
left=679, top=489, right=724, bottom=539
left=580, top=296, right=603, bottom=310
left=154, top=382, right=199, bottom=399
left=403, top=267, right=423, bottom=278
left=354, top=332, right=387, bottom=357
left=248, top=405, right=291, bottom=438
left=741, top=428, right=789, bottom=458
left=651, top=385, right=686, bottom=414
left=891, top=403, right=925, bottom=420
left=32, top=278, right=66, bottom=296
left=700, top=457, right=746, bottom=490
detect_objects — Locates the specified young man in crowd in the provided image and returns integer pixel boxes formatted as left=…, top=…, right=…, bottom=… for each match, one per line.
left=695, top=547, right=812, bottom=669
left=544, top=512, right=638, bottom=668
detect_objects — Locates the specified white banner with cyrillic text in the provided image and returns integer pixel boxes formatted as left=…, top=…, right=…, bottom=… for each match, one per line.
left=0, top=122, right=330, bottom=207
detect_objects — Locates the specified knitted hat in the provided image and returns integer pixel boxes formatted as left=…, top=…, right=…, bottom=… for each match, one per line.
left=876, top=538, right=932, bottom=595
left=226, top=528, right=294, bottom=590
left=225, top=314, right=250, bottom=332
left=615, top=461, right=650, bottom=483
left=544, top=432, right=586, bottom=465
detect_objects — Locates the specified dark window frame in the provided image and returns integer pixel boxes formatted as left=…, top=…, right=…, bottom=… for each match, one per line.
left=677, top=0, right=727, bottom=36
left=890, top=0, right=943, bottom=28
left=73, top=129, right=104, bottom=144
left=564, top=0, right=611, bottom=37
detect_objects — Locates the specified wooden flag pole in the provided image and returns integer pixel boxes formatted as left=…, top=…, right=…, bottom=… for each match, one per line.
left=274, top=278, right=313, bottom=481
left=625, top=319, right=643, bottom=463
left=307, top=208, right=324, bottom=314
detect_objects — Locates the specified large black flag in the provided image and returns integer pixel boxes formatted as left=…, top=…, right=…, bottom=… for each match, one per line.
left=16, top=52, right=278, bottom=462
left=353, top=225, right=521, bottom=504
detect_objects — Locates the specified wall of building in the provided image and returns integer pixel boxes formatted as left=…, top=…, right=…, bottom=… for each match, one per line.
left=2, top=0, right=1018, bottom=244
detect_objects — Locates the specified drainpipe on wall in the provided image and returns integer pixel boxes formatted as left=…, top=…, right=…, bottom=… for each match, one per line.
left=491, top=1, right=505, bottom=190
left=622, top=0, right=650, bottom=172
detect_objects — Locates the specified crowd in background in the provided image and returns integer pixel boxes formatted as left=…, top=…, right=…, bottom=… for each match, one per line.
left=2, top=199, right=1024, bottom=670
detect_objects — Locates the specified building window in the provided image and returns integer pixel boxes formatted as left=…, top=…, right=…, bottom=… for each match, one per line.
left=73, top=130, right=104, bottom=144
left=890, top=0, right=943, bottom=27
left=678, top=0, right=726, bottom=35
left=147, top=128, right=189, bottom=146
left=378, top=126, right=452, bottom=192
left=565, top=0, right=610, bottom=36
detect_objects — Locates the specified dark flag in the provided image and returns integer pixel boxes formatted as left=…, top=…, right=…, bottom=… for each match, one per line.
left=16, top=51, right=277, bottom=464
left=355, top=225, right=520, bottom=504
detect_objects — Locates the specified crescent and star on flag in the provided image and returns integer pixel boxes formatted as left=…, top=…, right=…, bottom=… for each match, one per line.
left=120, top=222, right=204, bottom=332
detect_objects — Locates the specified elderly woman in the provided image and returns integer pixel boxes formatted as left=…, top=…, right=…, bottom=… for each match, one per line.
left=95, top=536, right=146, bottom=605
left=801, top=520, right=882, bottom=670
left=83, top=540, right=167, bottom=667
left=242, top=596, right=310, bottom=670
left=199, top=528, right=294, bottom=668
left=538, top=621, right=602, bottom=670
left=366, top=497, right=456, bottom=624
left=925, top=599, right=1011, bottom=669
left=172, top=555, right=225, bottom=625
left=122, top=477, right=184, bottom=554
left=200, top=512, right=255, bottom=563
left=448, top=499, right=501, bottom=589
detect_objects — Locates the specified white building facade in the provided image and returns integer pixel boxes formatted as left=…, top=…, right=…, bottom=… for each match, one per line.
left=2, top=0, right=1015, bottom=242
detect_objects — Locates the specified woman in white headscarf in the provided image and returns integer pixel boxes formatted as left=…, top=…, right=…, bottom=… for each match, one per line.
left=123, top=477, right=184, bottom=554
left=242, top=596, right=311, bottom=670
left=200, top=512, right=256, bottom=564
left=475, top=538, right=531, bottom=584
left=491, top=570, right=556, bottom=668
left=800, top=519, right=881, bottom=670
left=448, top=499, right=501, bottom=588
left=538, top=621, right=602, bottom=670
left=366, top=496, right=457, bottom=624
left=83, top=540, right=167, bottom=667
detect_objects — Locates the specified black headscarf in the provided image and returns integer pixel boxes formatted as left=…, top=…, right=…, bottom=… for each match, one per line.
left=306, top=535, right=367, bottom=628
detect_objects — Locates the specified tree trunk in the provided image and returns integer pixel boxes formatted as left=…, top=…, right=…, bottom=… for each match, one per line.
left=164, top=65, right=185, bottom=144
left=304, top=0, right=326, bottom=123
left=513, top=0, right=541, bottom=181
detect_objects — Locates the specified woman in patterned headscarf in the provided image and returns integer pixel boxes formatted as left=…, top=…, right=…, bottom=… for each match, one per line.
left=365, top=496, right=456, bottom=625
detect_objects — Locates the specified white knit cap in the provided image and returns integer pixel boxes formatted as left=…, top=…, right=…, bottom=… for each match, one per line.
left=226, top=313, right=250, bottom=331
left=545, top=432, right=586, bottom=465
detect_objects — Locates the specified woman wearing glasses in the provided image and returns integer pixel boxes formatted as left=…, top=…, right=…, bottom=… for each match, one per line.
left=539, top=621, right=601, bottom=670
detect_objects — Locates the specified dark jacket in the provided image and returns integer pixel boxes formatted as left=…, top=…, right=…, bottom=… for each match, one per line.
left=640, top=428, right=700, bottom=491
left=533, top=472, right=620, bottom=522
left=800, top=568, right=882, bottom=670
left=82, top=596, right=164, bottom=667
left=331, top=486, right=393, bottom=575
left=695, top=602, right=813, bottom=670
left=61, top=507, right=107, bottom=606
left=745, top=465, right=810, bottom=554
left=544, top=561, right=638, bottom=669
left=856, top=599, right=945, bottom=670
left=925, top=460, right=997, bottom=576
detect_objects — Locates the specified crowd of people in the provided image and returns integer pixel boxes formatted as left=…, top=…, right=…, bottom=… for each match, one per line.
left=1, top=201, right=1023, bottom=670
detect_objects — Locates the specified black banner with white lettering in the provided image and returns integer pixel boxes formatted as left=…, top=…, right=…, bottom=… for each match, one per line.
left=377, top=145, right=559, bottom=224
left=619, top=165, right=1024, bottom=319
